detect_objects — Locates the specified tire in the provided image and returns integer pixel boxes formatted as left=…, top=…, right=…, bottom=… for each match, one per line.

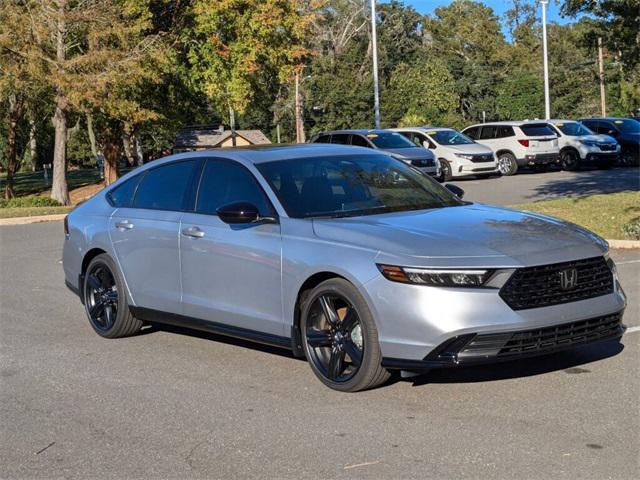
left=620, top=147, right=639, bottom=167
left=83, top=253, right=142, bottom=338
left=560, top=149, right=580, bottom=171
left=300, top=278, right=390, bottom=392
left=437, top=159, right=452, bottom=182
left=497, top=153, right=518, bottom=176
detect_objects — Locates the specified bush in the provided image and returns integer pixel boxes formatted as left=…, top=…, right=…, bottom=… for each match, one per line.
left=0, top=195, right=62, bottom=208
left=622, top=217, right=640, bottom=240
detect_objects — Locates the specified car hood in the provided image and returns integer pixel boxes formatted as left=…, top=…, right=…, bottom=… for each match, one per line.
left=438, top=143, right=494, bottom=155
left=311, top=204, right=607, bottom=268
left=383, top=147, right=436, bottom=160
left=579, top=134, right=617, bottom=144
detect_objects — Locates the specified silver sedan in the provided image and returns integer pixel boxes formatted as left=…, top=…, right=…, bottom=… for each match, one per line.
left=63, top=145, right=627, bottom=391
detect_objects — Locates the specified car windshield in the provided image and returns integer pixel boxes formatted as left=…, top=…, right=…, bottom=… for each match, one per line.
left=367, top=132, right=415, bottom=149
left=256, top=154, right=462, bottom=219
left=555, top=122, right=592, bottom=136
left=612, top=119, right=640, bottom=133
left=429, top=129, right=474, bottom=145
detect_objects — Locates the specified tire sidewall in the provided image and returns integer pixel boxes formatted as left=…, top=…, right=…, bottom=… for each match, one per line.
left=300, top=279, right=383, bottom=392
left=560, top=150, right=579, bottom=171
left=439, top=159, right=452, bottom=182
left=498, top=153, right=517, bottom=175
left=84, top=253, right=129, bottom=338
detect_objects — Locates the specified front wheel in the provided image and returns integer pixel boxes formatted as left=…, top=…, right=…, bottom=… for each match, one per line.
left=497, top=153, right=518, bottom=176
left=560, top=150, right=580, bottom=171
left=437, top=159, right=452, bottom=182
left=301, top=279, right=390, bottom=392
left=83, top=254, right=142, bottom=338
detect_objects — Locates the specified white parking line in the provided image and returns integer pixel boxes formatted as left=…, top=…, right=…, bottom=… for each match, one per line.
left=616, top=260, right=640, bottom=265
left=626, top=326, right=640, bottom=334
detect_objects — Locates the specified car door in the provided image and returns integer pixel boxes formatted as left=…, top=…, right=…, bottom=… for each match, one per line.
left=109, top=159, right=200, bottom=314
left=179, top=158, right=284, bottom=336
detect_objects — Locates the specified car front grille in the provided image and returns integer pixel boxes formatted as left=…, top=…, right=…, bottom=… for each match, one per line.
left=598, top=143, right=617, bottom=151
left=499, top=256, right=614, bottom=310
left=454, top=312, right=624, bottom=361
left=411, top=159, right=435, bottom=168
left=470, top=154, right=494, bottom=163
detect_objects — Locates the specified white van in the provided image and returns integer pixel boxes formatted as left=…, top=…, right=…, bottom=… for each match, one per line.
left=462, top=121, right=559, bottom=176
left=390, top=127, right=498, bottom=181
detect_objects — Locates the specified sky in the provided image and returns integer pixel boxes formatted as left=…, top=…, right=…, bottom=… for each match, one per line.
left=381, top=0, right=579, bottom=39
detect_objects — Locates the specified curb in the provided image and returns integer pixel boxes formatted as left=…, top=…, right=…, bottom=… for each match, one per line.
left=0, top=214, right=68, bottom=226
left=1, top=214, right=640, bottom=250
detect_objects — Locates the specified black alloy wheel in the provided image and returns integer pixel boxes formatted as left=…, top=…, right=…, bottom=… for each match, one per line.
left=301, top=278, right=390, bottom=392
left=560, top=150, right=580, bottom=171
left=438, top=159, right=452, bottom=182
left=85, top=262, right=119, bottom=332
left=305, top=294, right=363, bottom=383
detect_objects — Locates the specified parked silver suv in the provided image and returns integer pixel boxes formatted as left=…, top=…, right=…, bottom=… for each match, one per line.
left=63, top=145, right=627, bottom=392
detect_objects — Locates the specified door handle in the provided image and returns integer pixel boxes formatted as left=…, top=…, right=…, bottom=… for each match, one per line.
left=115, top=220, right=134, bottom=230
left=182, top=226, right=205, bottom=238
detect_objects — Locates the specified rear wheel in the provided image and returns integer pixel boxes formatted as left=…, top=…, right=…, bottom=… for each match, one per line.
left=83, top=254, right=142, bottom=338
left=301, top=279, right=390, bottom=392
left=497, top=153, right=518, bottom=176
left=560, top=149, right=580, bottom=171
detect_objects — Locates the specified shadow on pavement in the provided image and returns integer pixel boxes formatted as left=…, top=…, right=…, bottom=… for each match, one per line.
left=407, top=339, right=624, bottom=387
left=527, top=167, right=639, bottom=201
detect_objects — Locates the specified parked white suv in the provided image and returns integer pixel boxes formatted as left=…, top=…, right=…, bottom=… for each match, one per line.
left=390, top=127, right=499, bottom=181
left=462, top=121, right=559, bottom=175
left=546, top=120, right=620, bottom=170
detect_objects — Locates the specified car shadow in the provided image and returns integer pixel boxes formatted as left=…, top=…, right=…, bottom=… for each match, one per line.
left=527, top=167, right=639, bottom=200
left=139, top=323, right=304, bottom=361
left=404, top=339, right=625, bottom=387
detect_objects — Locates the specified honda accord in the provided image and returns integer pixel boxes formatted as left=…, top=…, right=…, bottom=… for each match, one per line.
left=63, top=145, right=627, bottom=391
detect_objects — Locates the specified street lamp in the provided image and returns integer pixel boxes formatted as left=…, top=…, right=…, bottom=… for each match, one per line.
left=371, top=0, right=381, bottom=129
left=540, top=0, right=551, bottom=119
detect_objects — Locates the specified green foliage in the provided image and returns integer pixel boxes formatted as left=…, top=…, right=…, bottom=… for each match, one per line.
left=0, top=195, right=61, bottom=208
left=623, top=217, right=640, bottom=241
left=496, top=70, right=544, bottom=120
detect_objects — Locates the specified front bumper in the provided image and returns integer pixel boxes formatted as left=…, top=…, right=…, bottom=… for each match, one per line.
left=364, top=271, right=627, bottom=364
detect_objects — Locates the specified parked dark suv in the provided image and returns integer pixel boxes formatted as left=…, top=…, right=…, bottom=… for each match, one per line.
left=310, top=130, right=440, bottom=178
left=579, top=118, right=640, bottom=166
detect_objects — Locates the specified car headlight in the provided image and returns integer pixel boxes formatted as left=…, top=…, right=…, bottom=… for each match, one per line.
left=455, top=153, right=474, bottom=160
left=579, top=139, right=597, bottom=146
left=377, top=264, right=513, bottom=288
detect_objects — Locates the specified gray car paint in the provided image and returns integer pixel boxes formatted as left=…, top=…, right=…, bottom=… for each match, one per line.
left=63, top=145, right=625, bottom=361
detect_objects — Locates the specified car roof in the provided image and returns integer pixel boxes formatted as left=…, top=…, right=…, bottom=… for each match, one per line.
left=547, top=119, right=578, bottom=124
left=315, top=129, right=396, bottom=136
left=391, top=127, right=455, bottom=133
left=578, top=117, right=634, bottom=121
left=148, top=144, right=386, bottom=167
left=463, top=120, right=551, bottom=128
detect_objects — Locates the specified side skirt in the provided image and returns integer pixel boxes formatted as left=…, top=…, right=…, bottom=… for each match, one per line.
left=129, top=306, right=293, bottom=351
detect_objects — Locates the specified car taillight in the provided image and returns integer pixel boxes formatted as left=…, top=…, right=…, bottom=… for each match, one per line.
left=517, top=139, right=530, bottom=147
left=64, top=216, right=69, bottom=236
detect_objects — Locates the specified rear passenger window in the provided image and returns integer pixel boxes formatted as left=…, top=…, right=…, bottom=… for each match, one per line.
left=350, top=135, right=370, bottom=147
left=479, top=126, right=497, bottom=140
left=196, top=160, right=272, bottom=216
left=108, top=174, right=141, bottom=208
left=520, top=124, right=555, bottom=136
left=497, top=126, right=514, bottom=138
left=133, top=160, right=198, bottom=211
left=314, top=134, right=331, bottom=143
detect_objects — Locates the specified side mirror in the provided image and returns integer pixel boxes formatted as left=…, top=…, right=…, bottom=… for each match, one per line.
left=216, top=202, right=275, bottom=224
left=445, top=184, right=465, bottom=199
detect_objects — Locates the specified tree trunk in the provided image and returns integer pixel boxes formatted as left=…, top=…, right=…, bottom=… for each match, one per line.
left=86, top=113, right=98, bottom=159
left=51, top=93, right=70, bottom=205
left=51, top=0, right=70, bottom=205
left=103, top=130, right=120, bottom=185
left=4, top=94, right=22, bottom=200
left=133, top=131, right=144, bottom=166
left=29, top=117, right=37, bottom=172
left=121, top=125, right=135, bottom=166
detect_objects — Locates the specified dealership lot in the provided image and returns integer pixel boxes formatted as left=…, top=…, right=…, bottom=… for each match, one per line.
left=1, top=218, right=639, bottom=479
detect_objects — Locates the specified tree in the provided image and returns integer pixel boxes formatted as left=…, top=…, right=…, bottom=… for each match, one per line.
left=496, top=70, right=544, bottom=120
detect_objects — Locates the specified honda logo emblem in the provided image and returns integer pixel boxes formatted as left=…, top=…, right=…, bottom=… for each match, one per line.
left=559, top=268, right=578, bottom=290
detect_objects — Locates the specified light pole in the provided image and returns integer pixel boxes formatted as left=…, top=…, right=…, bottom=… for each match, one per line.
left=540, top=0, right=551, bottom=119
left=370, top=0, right=381, bottom=129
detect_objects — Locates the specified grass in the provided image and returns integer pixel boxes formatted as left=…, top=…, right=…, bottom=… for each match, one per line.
left=0, top=169, right=102, bottom=197
left=0, top=206, right=73, bottom=219
left=510, top=191, right=640, bottom=240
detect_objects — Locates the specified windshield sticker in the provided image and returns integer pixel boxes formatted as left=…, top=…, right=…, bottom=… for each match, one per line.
left=366, top=133, right=379, bottom=138
left=614, top=120, right=624, bottom=124
left=553, top=123, right=564, bottom=127
left=426, top=131, right=437, bottom=135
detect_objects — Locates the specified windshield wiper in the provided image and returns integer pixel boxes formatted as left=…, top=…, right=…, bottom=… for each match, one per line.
left=305, top=205, right=389, bottom=219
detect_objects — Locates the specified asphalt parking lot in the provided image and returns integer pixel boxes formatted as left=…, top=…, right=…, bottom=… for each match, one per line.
left=450, top=166, right=640, bottom=205
left=1, top=222, right=639, bottom=478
